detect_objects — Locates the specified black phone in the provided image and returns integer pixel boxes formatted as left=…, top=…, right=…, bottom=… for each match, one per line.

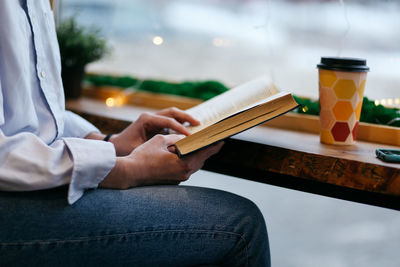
left=376, top=149, right=400, bottom=163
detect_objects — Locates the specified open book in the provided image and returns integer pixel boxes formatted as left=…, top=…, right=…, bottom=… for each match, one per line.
left=174, top=76, right=299, bottom=156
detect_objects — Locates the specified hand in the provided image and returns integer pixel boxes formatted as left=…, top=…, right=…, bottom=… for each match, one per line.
left=99, top=134, right=223, bottom=189
left=110, top=107, right=200, bottom=156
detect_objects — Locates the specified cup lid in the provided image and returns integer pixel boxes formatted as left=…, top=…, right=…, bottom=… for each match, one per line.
left=317, top=57, right=370, bottom=72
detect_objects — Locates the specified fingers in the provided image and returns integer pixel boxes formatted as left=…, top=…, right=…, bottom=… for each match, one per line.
left=157, top=107, right=200, bottom=126
left=183, top=141, right=224, bottom=172
left=126, top=134, right=195, bottom=185
left=147, top=114, right=192, bottom=136
left=152, top=134, right=185, bottom=147
left=122, top=136, right=223, bottom=188
left=167, top=145, right=177, bottom=154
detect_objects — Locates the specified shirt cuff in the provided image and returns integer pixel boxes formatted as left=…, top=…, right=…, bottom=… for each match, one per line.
left=63, top=137, right=116, bottom=204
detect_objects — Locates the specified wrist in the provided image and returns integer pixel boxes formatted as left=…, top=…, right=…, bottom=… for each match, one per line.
left=99, top=156, right=131, bottom=189
left=107, top=133, right=124, bottom=156
left=85, top=132, right=106, bottom=141
left=103, top=134, right=113, bottom=142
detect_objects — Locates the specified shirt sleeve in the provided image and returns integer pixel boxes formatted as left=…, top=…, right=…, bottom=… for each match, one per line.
left=61, top=111, right=118, bottom=203
left=0, top=130, right=116, bottom=204
left=0, top=79, right=116, bottom=205
left=62, top=137, right=116, bottom=204
left=0, top=90, right=116, bottom=204
left=0, top=132, right=116, bottom=204
left=63, top=110, right=101, bottom=138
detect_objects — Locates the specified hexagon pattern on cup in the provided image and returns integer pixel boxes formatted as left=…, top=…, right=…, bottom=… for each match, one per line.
left=347, top=113, right=357, bottom=130
left=352, top=121, right=359, bottom=140
left=319, top=87, right=337, bottom=109
left=319, top=69, right=337, bottom=87
left=358, top=80, right=366, bottom=98
left=319, top=109, right=335, bottom=129
left=333, top=79, right=357, bottom=99
left=333, top=101, right=353, bottom=121
left=320, top=129, right=334, bottom=144
left=319, top=69, right=367, bottom=145
left=355, top=101, right=363, bottom=119
left=331, top=122, right=350, bottom=142
left=350, top=90, right=360, bottom=110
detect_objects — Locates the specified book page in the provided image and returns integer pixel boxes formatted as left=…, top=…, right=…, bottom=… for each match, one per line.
left=186, top=76, right=279, bottom=133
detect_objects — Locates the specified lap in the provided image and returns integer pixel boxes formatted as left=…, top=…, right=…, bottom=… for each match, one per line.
left=0, top=185, right=269, bottom=266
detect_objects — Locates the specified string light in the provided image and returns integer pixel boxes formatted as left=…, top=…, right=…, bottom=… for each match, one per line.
left=152, top=36, right=164, bottom=46
left=105, top=96, right=125, bottom=107
left=105, top=97, right=115, bottom=107
left=375, top=98, right=400, bottom=107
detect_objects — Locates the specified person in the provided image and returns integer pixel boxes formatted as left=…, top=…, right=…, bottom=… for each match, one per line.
left=0, top=1, right=270, bottom=266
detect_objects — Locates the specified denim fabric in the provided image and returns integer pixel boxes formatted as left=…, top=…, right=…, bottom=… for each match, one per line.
left=0, top=185, right=270, bottom=266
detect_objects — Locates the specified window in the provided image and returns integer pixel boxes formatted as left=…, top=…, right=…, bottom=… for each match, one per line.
left=58, top=0, right=400, bottom=105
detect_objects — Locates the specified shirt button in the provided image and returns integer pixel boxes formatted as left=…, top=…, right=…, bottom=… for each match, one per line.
left=31, top=17, right=36, bottom=25
left=40, top=71, right=46, bottom=78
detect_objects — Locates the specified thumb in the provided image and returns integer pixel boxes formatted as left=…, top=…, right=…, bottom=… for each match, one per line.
left=162, top=134, right=186, bottom=147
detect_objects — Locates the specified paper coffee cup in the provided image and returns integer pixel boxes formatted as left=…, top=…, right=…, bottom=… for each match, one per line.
left=317, top=57, right=369, bottom=145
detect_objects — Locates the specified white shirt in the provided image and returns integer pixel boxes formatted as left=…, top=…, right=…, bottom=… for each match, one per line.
left=0, top=0, right=116, bottom=204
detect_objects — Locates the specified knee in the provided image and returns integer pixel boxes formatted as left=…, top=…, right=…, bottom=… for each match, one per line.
left=209, top=189, right=267, bottom=238
left=233, top=195, right=267, bottom=237
left=218, top=192, right=270, bottom=266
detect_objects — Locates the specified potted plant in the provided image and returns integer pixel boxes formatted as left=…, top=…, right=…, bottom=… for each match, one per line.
left=57, top=18, right=109, bottom=99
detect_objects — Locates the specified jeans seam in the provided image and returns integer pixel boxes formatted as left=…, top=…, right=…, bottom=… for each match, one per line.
left=1, top=229, right=246, bottom=247
left=238, top=233, right=249, bottom=267
left=2, top=229, right=250, bottom=265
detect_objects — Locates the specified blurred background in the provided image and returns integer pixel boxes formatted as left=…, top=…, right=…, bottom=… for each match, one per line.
left=58, top=0, right=400, bottom=104
left=57, top=1, right=400, bottom=266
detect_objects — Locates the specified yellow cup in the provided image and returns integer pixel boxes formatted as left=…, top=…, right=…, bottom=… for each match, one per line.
left=317, top=57, right=369, bottom=145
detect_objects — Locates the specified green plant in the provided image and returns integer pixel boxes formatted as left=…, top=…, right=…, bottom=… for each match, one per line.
left=85, top=74, right=400, bottom=127
left=84, top=74, right=229, bottom=101
left=57, top=18, right=109, bottom=69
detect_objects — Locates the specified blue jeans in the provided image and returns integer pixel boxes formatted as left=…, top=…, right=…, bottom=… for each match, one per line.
left=0, top=185, right=270, bottom=266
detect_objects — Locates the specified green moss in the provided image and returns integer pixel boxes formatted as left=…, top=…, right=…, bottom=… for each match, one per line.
left=84, top=75, right=229, bottom=100
left=84, top=74, right=399, bottom=127
left=293, top=95, right=319, bottom=116
left=360, top=97, right=400, bottom=126
left=292, top=95, right=399, bottom=127
left=85, top=75, right=138, bottom=88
